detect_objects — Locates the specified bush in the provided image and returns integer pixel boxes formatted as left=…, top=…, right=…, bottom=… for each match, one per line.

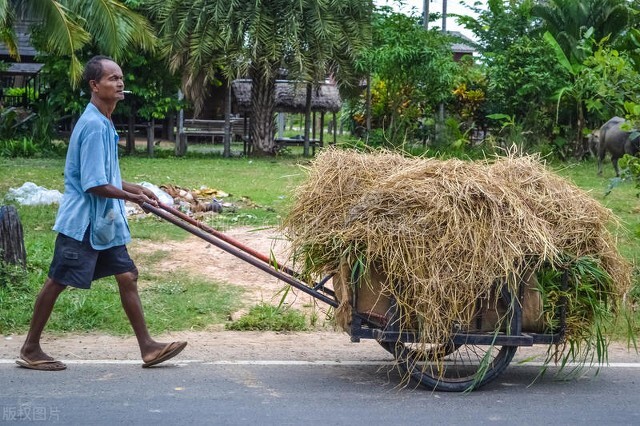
left=0, top=138, right=37, bottom=157
left=226, top=303, right=308, bottom=331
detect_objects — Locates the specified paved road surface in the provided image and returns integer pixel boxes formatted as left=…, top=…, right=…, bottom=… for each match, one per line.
left=2, top=355, right=639, bottom=425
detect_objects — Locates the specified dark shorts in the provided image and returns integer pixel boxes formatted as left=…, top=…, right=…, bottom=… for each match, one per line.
left=48, top=230, right=136, bottom=289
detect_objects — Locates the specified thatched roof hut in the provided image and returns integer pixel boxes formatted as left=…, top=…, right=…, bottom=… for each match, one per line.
left=231, top=79, right=342, bottom=113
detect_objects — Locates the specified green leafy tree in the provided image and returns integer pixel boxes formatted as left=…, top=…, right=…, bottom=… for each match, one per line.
left=0, top=0, right=156, bottom=86
left=532, top=0, right=631, bottom=65
left=488, top=35, right=567, bottom=138
left=459, top=0, right=567, bottom=151
left=146, top=0, right=372, bottom=156
left=462, top=0, right=636, bottom=156
left=116, top=52, right=183, bottom=155
left=544, top=30, right=597, bottom=156
left=359, top=8, right=459, bottom=147
left=457, top=0, right=537, bottom=54
left=580, top=44, right=640, bottom=121
left=532, top=0, right=635, bottom=155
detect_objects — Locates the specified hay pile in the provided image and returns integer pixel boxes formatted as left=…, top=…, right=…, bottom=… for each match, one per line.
left=282, top=148, right=632, bottom=354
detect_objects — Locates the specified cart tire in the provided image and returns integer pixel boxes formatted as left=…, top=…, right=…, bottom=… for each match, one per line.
left=384, top=340, right=516, bottom=392
left=379, top=283, right=520, bottom=392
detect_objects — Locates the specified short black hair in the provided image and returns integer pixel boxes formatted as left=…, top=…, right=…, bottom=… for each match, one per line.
left=82, top=55, right=115, bottom=89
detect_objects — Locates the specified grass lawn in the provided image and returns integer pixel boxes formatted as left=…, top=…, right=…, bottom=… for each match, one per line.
left=0, top=148, right=638, bottom=337
left=0, top=150, right=310, bottom=335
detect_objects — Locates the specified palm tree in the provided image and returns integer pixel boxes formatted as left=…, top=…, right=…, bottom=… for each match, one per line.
left=147, top=0, right=373, bottom=156
left=0, top=0, right=156, bottom=86
left=532, top=0, right=630, bottom=63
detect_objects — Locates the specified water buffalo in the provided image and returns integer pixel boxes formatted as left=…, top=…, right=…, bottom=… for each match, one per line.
left=596, top=117, right=640, bottom=176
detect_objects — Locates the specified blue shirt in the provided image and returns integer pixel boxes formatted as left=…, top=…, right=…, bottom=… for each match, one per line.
left=53, top=102, right=131, bottom=249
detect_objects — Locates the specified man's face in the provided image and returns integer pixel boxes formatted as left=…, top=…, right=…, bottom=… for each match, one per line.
left=90, top=60, right=125, bottom=103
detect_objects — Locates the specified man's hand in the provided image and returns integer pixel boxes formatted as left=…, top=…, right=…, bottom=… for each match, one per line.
left=130, top=191, right=158, bottom=209
left=141, top=186, right=160, bottom=203
left=89, top=183, right=159, bottom=209
left=122, top=182, right=159, bottom=208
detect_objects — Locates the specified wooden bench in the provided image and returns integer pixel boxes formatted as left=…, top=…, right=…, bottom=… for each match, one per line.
left=275, top=137, right=322, bottom=155
left=180, top=119, right=247, bottom=143
left=181, top=119, right=226, bottom=144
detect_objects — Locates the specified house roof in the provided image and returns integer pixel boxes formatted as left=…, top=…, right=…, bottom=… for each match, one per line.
left=448, top=31, right=476, bottom=54
left=4, top=62, right=43, bottom=75
left=231, top=79, right=342, bottom=113
left=0, top=22, right=39, bottom=59
left=0, top=23, right=43, bottom=76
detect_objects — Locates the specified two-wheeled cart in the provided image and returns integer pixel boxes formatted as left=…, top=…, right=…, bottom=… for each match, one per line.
left=144, top=202, right=567, bottom=392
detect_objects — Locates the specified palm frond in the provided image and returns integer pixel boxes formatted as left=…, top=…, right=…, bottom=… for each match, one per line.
left=26, top=0, right=91, bottom=56
left=0, top=3, right=19, bottom=60
left=67, top=0, right=156, bottom=59
left=151, top=0, right=372, bottom=112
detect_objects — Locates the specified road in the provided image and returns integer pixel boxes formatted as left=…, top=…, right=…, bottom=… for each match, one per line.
left=2, top=356, right=640, bottom=425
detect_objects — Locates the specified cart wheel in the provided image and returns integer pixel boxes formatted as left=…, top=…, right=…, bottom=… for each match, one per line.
left=380, top=283, right=520, bottom=392
left=384, top=340, right=516, bottom=392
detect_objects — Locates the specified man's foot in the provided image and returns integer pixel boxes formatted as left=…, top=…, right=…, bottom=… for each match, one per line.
left=18, top=345, right=66, bottom=371
left=142, top=341, right=187, bottom=368
left=16, top=356, right=67, bottom=371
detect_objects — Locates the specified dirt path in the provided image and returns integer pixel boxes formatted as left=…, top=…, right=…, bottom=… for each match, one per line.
left=3, top=330, right=638, bottom=364
left=130, top=226, right=319, bottom=320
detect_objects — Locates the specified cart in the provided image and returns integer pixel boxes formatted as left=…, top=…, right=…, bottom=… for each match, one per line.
left=144, top=202, right=567, bottom=392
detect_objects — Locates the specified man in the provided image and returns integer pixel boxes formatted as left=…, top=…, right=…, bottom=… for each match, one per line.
left=17, top=56, right=187, bottom=371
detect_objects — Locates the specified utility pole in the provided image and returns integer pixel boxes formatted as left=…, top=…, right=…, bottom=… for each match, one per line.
left=442, top=0, right=447, bottom=32
left=438, top=0, right=448, bottom=138
left=423, top=0, right=429, bottom=29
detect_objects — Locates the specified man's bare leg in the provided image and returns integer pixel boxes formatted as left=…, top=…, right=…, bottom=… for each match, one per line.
left=115, top=269, right=186, bottom=365
left=19, top=278, right=66, bottom=362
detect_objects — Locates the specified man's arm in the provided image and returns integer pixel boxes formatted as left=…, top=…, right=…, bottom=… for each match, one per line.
left=88, top=183, right=158, bottom=207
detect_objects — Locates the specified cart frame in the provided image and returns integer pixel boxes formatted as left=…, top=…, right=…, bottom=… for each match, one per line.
left=144, top=202, right=567, bottom=391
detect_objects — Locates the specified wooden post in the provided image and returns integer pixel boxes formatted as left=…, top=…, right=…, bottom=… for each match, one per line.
left=303, top=83, right=312, bottom=157
left=0, top=206, right=27, bottom=276
left=146, top=119, right=155, bottom=158
left=175, top=90, right=187, bottom=157
left=126, top=110, right=136, bottom=154
left=319, top=112, right=325, bottom=154
left=166, top=114, right=174, bottom=141
left=223, top=84, right=232, bottom=158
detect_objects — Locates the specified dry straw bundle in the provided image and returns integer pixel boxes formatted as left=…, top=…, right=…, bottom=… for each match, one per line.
left=283, top=148, right=631, bottom=358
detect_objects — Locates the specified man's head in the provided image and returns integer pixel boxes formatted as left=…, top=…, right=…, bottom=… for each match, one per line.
left=83, top=55, right=125, bottom=109
left=82, top=55, right=116, bottom=89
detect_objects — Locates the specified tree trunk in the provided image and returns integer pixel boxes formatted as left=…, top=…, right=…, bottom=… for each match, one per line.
left=575, top=99, right=585, bottom=159
left=175, top=133, right=187, bottom=157
left=0, top=205, right=27, bottom=275
left=365, top=73, right=372, bottom=143
left=250, top=70, right=277, bottom=156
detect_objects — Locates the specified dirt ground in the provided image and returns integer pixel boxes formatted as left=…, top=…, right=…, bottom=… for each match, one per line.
left=3, top=227, right=639, bottom=364
left=129, top=226, right=316, bottom=317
